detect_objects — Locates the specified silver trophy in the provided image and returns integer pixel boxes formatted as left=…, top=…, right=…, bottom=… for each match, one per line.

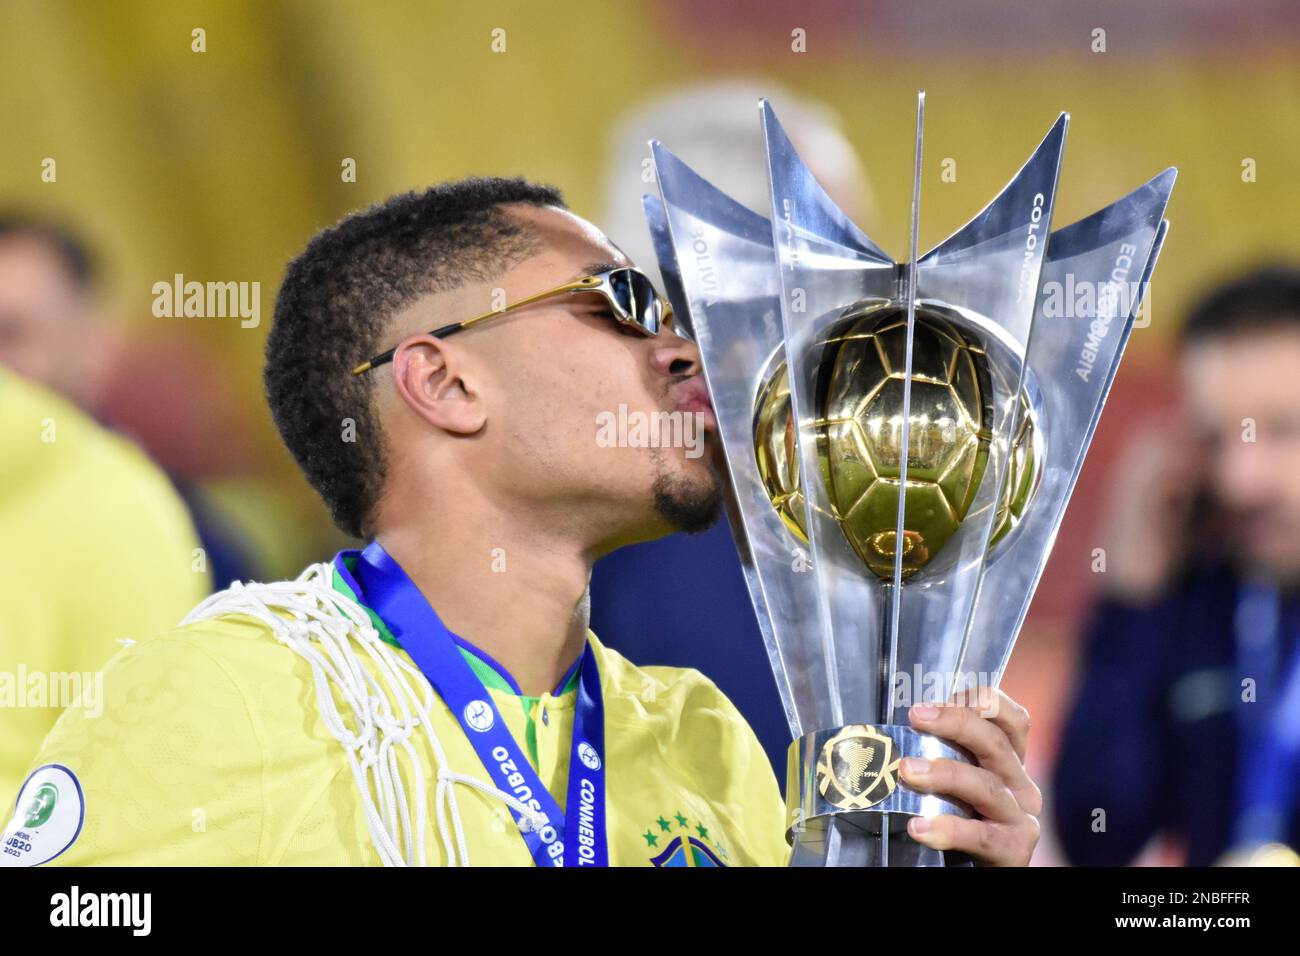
left=644, top=94, right=1175, bottom=866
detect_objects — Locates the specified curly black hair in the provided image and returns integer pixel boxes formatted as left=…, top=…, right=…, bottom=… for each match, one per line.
left=265, top=176, right=566, bottom=539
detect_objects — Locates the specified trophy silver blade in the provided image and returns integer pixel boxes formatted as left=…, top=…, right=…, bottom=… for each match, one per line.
left=875, top=114, right=1070, bottom=716
left=879, top=89, right=928, bottom=869
left=648, top=140, right=844, bottom=741
left=958, top=169, right=1177, bottom=687
left=886, top=90, right=927, bottom=723
left=757, top=99, right=891, bottom=260
left=917, top=113, right=1070, bottom=345
left=760, top=97, right=896, bottom=728
left=641, top=194, right=694, bottom=341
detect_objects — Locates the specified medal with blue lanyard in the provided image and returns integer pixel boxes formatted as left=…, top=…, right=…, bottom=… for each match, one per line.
left=1232, top=579, right=1300, bottom=847
left=335, top=542, right=608, bottom=866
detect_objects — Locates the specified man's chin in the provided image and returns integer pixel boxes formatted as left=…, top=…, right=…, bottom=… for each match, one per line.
left=1240, top=549, right=1300, bottom=592
left=651, top=464, right=725, bottom=535
left=1231, top=526, right=1300, bottom=589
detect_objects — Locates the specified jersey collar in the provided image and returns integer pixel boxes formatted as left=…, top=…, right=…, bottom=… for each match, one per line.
left=331, top=549, right=582, bottom=699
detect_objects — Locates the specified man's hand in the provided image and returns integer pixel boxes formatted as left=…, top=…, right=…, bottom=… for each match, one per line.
left=899, top=687, right=1041, bottom=866
left=1098, top=415, right=1205, bottom=604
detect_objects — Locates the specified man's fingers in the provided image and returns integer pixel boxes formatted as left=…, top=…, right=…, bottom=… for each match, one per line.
left=906, top=812, right=1039, bottom=866
left=900, top=687, right=1042, bottom=864
left=908, top=699, right=1039, bottom=813
left=947, top=686, right=1032, bottom=762
left=899, top=756, right=1023, bottom=824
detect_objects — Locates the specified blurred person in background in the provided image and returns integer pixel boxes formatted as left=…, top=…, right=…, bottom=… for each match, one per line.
left=0, top=215, right=261, bottom=799
left=591, top=80, right=877, bottom=777
left=0, top=368, right=209, bottom=799
left=0, top=215, right=259, bottom=589
left=1054, top=266, right=1300, bottom=866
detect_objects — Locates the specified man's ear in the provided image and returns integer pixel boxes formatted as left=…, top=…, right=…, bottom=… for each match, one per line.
left=391, top=334, right=486, bottom=436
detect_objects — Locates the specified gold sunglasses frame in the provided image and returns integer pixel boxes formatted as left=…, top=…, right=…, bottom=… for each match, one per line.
left=351, top=267, right=679, bottom=375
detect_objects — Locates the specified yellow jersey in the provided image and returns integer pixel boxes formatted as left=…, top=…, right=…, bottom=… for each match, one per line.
left=3, top=556, right=791, bottom=867
left=0, top=372, right=209, bottom=801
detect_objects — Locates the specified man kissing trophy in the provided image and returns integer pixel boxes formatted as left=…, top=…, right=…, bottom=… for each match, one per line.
left=644, top=93, right=1175, bottom=866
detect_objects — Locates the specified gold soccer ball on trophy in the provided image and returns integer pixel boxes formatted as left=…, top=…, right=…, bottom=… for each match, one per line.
left=753, top=301, right=1043, bottom=579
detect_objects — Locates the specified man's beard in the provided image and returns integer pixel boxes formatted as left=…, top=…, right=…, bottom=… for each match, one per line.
left=1221, top=503, right=1300, bottom=591
left=651, top=457, right=724, bottom=534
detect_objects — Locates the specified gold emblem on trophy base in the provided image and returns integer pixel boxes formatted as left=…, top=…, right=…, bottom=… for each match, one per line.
left=815, top=725, right=902, bottom=810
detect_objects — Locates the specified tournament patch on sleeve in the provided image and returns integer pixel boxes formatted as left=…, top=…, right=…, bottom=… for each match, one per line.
left=1, top=764, right=86, bottom=866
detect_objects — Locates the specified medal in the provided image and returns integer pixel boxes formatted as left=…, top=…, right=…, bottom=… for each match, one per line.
left=336, top=542, right=608, bottom=866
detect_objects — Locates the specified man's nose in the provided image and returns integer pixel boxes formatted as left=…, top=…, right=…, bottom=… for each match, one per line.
left=649, top=334, right=703, bottom=379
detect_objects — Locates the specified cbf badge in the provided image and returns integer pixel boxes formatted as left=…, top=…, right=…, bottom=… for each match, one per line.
left=815, top=726, right=901, bottom=811
left=1, top=764, right=85, bottom=866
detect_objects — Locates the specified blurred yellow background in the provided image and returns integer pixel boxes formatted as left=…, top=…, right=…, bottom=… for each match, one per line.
left=3, top=0, right=1299, bottom=867
left=4, top=1, right=1297, bottom=575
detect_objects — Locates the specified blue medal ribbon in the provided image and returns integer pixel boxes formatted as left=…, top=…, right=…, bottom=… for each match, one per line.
left=1232, top=580, right=1300, bottom=846
left=335, top=542, right=608, bottom=866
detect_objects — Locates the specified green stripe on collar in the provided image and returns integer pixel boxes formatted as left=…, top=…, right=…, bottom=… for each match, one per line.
left=331, top=565, right=402, bottom=649
left=330, top=561, right=580, bottom=700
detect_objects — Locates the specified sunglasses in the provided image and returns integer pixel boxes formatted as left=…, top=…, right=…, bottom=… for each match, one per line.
left=351, top=266, right=687, bottom=376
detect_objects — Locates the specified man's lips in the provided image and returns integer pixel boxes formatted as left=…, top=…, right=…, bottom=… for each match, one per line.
left=673, top=378, right=717, bottom=428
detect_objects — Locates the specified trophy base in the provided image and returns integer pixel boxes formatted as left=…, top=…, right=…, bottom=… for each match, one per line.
left=785, top=723, right=974, bottom=867
left=788, top=811, right=974, bottom=867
